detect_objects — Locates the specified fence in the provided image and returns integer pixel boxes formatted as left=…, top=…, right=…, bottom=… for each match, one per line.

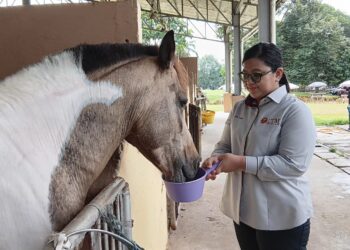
left=46, top=178, right=139, bottom=250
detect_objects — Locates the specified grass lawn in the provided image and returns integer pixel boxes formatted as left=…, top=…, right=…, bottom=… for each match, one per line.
left=202, top=89, right=225, bottom=104
left=203, top=89, right=349, bottom=126
left=306, top=102, right=348, bottom=126
left=206, top=104, right=224, bottom=112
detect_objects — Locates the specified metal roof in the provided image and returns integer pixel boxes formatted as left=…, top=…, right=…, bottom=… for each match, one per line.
left=0, top=0, right=285, bottom=41
left=140, top=0, right=285, bottom=33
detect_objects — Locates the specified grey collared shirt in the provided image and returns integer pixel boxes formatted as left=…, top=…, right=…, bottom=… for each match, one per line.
left=213, top=85, right=316, bottom=230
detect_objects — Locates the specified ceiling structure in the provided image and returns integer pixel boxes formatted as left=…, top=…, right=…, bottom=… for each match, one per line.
left=1, top=0, right=285, bottom=41
left=140, top=0, right=286, bottom=40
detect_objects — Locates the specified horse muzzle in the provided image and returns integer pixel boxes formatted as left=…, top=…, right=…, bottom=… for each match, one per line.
left=170, top=158, right=200, bottom=183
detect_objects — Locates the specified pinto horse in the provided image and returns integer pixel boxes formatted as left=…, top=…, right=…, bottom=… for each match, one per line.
left=0, top=31, right=200, bottom=250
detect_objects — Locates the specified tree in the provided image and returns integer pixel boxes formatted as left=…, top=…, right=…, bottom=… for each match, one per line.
left=279, top=0, right=350, bottom=86
left=244, top=33, right=259, bottom=51
left=141, top=12, right=195, bottom=56
left=198, top=55, right=225, bottom=89
left=215, top=0, right=350, bottom=87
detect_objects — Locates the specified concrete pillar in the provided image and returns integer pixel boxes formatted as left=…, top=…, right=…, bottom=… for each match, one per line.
left=233, top=13, right=242, bottom=95
left=258, top=0, right=276, bottom=43
left=270, top=0, right=276, bottom=43
left=224, top=25, right=232, bottom=93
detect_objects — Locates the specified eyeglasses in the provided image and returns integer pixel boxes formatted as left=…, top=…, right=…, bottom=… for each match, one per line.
left=238, top=71, right=272, bottom=84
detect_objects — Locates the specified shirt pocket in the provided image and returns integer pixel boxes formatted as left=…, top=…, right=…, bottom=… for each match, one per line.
left=249, top=123, right=281, bottom=155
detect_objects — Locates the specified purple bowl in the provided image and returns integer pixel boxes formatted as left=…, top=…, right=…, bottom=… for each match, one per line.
left=163, top=162, right=220, bottom=202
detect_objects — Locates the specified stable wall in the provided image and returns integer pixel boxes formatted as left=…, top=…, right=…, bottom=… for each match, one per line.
left=224, top=93, right=245, bottom=112
left=0, top=2, right=169, bottom=250
left=118, top=144, right=168, bottom=250
left=0, top=1, right=141, bottom=79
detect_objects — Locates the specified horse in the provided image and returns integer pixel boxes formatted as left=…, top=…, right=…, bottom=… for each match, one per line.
left=0, top=30, right=200, bottom=250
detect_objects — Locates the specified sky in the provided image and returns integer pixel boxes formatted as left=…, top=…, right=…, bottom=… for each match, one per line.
left=192, top=0, right=350, bottom=63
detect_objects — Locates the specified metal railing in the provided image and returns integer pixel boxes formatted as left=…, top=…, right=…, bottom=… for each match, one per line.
left=47, top=178, right=140, bottom=250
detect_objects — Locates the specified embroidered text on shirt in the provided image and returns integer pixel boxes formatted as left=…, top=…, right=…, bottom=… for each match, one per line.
left=260, top=117, right=280, bottom=125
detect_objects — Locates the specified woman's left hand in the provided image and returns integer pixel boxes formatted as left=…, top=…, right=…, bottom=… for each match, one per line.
left=201, top=153, right=246, bottom=180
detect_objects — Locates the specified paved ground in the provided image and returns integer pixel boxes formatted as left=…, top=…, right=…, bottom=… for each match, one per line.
left=167, top=112, right=350, bottom=250
left=315, top=126, right=350, bottom=174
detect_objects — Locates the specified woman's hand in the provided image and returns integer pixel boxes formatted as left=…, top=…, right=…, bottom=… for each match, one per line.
left=201, top=154, right=246, bottom=180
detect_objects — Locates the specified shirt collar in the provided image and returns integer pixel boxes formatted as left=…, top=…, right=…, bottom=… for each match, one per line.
left=268, top=85, right=288, bottom=104
left=245, top=85, right=288, bottom=107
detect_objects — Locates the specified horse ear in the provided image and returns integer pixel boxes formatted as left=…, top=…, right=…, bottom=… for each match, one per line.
left=158, top=30, right=176, bottom=69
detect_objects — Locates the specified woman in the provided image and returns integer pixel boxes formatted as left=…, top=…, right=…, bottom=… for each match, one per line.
left=202, top=42, right=316, bottom=250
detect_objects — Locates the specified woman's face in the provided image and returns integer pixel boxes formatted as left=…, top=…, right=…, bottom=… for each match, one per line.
left=241, top=58, right=283, bottom=102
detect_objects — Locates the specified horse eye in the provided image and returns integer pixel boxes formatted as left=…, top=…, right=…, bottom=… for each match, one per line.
left=179, top=97, right=188, bottom=107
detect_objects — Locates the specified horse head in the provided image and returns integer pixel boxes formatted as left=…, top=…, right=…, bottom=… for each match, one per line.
left=125, top=31, right=200, bottom=182
left=0, top=29, right=201, bottom=249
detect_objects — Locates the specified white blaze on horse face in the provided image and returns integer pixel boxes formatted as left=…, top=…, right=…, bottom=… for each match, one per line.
left=0, top=51, right=122, bottom=250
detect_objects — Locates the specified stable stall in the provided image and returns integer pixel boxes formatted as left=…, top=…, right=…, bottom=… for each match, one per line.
left=0, top=2, right=169, bottom=249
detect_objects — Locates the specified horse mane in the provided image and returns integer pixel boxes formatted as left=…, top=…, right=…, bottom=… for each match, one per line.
left=68, top=43, right=159, bottom=74
left=68, top=43, right=189, bottom=90
left=0, top=42, right=187, bottom=104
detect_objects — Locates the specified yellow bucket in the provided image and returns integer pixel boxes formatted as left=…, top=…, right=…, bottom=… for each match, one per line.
left=202, top=110, right=215, bottom=124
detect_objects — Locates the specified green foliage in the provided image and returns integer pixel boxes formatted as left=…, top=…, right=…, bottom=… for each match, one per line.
left=329, top=147, right=336, bottom=153
left=203, top=90, right=224, bottom=111
left=203, top=89, right=225, bottom=104
left=216, top=25, right=259, bottom=53
left=293, top=92, right=311, bottom=97
left=142, top=1, right=350, bottom=92
left=198, top=55, right=225, bottom=90
left=313, top=117, right=348, bottom=126
left=279, top=0, right=350, bottom=86
left=244, top=33, right=259, bottom=51
left=141, top=12, right=195, bottom=57
left=205, top=0, right=350, bottom=89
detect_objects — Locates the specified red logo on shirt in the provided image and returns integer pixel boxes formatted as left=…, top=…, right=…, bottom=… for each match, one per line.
left=261, top=117, right=280, bottom=125
left=261, top=117, right=268, bottom=124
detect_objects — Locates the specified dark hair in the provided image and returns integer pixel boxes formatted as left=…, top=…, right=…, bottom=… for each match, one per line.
left=242, top=42, right=290, bottom=93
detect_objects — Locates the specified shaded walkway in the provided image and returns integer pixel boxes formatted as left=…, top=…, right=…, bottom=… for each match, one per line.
left=167, top=112, right=238, bottom=250
left=167, top=112, right=350, bottom=250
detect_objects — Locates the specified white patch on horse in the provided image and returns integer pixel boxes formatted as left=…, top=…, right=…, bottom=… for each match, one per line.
left=0, top=51, right=122, bottom=250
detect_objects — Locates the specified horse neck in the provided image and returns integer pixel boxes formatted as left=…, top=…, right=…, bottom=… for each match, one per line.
left=89, top=58, right=155, bottom=140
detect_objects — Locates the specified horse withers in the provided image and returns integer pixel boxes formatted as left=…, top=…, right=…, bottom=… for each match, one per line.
left=0, top=30, right=200, bottom=250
